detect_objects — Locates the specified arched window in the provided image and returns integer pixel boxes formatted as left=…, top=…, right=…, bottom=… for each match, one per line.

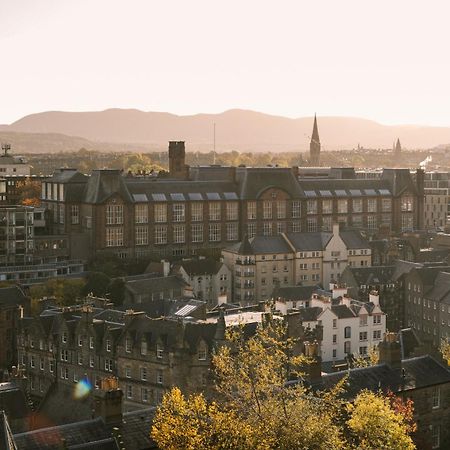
left=344, top=326, right=351, bottom=338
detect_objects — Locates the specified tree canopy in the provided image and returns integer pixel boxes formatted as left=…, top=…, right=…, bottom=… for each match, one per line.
left=151, top=321, right=415, bottom=450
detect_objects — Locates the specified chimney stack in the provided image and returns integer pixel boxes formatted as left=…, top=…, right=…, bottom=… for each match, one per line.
left=93, top=377, right=123, bottom=425
left=303, top=340, right=322, bottom=383
left=378, top=332, right=401, bottom=370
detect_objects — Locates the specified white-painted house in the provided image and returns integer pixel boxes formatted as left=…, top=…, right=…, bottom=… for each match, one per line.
left=289, top=286, right=386, bottom=362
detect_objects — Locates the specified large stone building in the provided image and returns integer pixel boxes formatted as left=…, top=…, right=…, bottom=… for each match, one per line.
left=222, top=224, right=371, bottom=304
left=39, top=119, right=425, bottom=262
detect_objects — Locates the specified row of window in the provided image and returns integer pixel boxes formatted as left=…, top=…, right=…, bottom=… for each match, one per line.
left=306, top=198, right=394, bottom=215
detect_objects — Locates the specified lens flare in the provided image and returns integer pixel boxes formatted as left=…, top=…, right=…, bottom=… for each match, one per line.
left=73, top=378, right=92, bottom=400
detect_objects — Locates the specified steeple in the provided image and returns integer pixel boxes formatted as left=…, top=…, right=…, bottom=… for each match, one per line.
left=309, top=114, right=321, bottom=166
left=395, top=138, right=402, bottom=155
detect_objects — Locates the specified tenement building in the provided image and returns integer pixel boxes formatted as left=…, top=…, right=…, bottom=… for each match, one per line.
left=39, top=120, right=424, bottom=261
left=222, top=224, right=371, bottom=304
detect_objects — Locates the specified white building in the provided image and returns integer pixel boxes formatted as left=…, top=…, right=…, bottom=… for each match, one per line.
left=279, top=286, right=386, bottom=362
left=0, top=145, right=31, bottom=176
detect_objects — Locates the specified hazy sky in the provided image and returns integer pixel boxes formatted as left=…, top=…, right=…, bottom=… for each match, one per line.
left=1, top=0, right=449, bottom=125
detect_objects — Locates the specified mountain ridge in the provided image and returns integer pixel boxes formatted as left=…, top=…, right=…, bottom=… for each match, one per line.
left=3, top=108, right=450, bottom=151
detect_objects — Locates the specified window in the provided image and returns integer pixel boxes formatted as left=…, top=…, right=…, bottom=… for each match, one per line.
left=106, top=204, right=123, bottom=225
left=332, top=319, right=337, bottom=328
left=359, top=346, right=368, bottom=355
left=155, top=225, right=168, bottom=244
left=432, top=387, right=440, bottom=409
left=344, top=327, right=351, bottom=338
left=359, top=331, right=368, bottom=341
left=49, top=360, right=54, bottom=373
left=344, top=341, right=351, bottom=354
left=247, top=223, right=256, bottom=238
left=59, top=204, right=65, bottom=224
left=90, top=356, right=94, bottom=368
left=78, top=352, right=83, bottom=365
left=89, top=336, right=94, bottom=349
left=432, top=425, right=440, bottom=449
left=401, top=196, right=413, bottom=212
left=191, top=202, right=203, bottom=221
left=247, top=201, right=257, bottom=220
left=141, top=340, right=147, bottom=355
left=292, top=221, right=301, bottom=233
left=157, top=370, right=164, bottom=384
left=71, top=205, right=79, bottom=224
left=367, top=199, right=377, bottom=212
left=277, top=222, right=286, bottom=234
left=292, top=201, right=301, bottom=218
left=172, top=203, right=185, bottom=222
left=382, top=198, right=391, bottom=212
left=352, top=215, right=363, bottom=228
left=154, top=204, right=167, bottom=223
left=373, top=330, right=381, bottom=340
left=332, top=334, right=337, bottom=344
left=263, top=222, right=273, bottom=236
left=337, top=199, right=348, bottom=214
left=360, top=316, right=368, bottom=326
left=373, top=315, right=381, bottom=324
left=106, top=339, right=112, bottom=352
left=62, top=332, right=67, bottom=344
left=135, top=226, right=148, bottom=245
left=74, top=372, right=79, bottom=383
left=352, top=198, right=362, bottom=213
left=140, top=367, right=147, bottom=381
left=226, top=202, right=238, bottom=221
left=226, top=223, right=238, bottom=241
left=307, top=217, right=317, bottom=232
left=106, top=227, right=124, bottom=247
left=322, top=199, right=332, bottom=214
left=307, top=200, right=317, bottom=215
left=105, top=359, right=113, bottom=372
left=277, top=201, right=286, bottom=219
left=263, top=201, right=272, bottom=219
left=125, top=366, right=131, bottom=378
left=401, top=214, right=413, bottom=231
left=157, top=344, right=164, bottom=359
left=209, top=202, right=221, bottom=221
left=367, top=215, right=377, bottom=230
left=30, top=355, right=35, bottom=368
left=61, top=367, right=69, bottom=380
left=322, top=216, right=332, bottom=231
left=126, top=385, right=133, bottom=399
left=135, top=204, right=148, bottom=223
left=198, top=347, right=207, bottom=360
left=125, top=338, right=131, bottom=353
left=209, top=223, right=221, bottom=242
left=173, top=224, right=185, bottom=243
left=332, top=349, right=337, bottom=358
left=141, top=388, right=149, bottom=403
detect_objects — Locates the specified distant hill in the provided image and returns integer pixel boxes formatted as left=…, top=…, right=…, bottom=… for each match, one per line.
left=3, top=109, right=450, bottom=152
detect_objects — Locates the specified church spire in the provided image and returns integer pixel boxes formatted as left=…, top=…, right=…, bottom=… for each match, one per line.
left=309, top=114, right=321, bottom=166
left=395, top=138, right=402, bottom=155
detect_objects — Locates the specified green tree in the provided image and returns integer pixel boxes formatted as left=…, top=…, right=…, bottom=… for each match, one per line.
left=82, top=272, right=111, bottom=297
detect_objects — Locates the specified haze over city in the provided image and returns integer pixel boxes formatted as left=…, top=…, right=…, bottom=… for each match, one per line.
left=2, top=0, right=450, bottom=127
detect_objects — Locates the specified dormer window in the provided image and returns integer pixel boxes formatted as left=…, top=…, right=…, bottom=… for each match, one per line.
left=62, top=332, right=68, bottom=344
left=107, top=339, right=112, bottom=352
left=156, top=343, right=163, bottom=359
left=198, top=346, right=207, bottom=361
left=125, top=338, right=131, bottom=353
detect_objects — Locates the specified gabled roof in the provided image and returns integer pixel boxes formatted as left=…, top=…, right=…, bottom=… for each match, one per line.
left=297, top=307, right=323, bottom=322
left=84, top=170, right=133, bottom=204
left=176, top=258, right=223, bottom=276
left=285, top=232, right=331, bottom=251
left=330, top=305, right=356, bottom=319
left=424, top=272, right=450, bottom=301
left=124, top=275, right=188, bottom=296
left=0, top=286, right=28, bottom=308
left=342, top=266, right=395, bottom=286
left=339, top=231, right=370, bottom=249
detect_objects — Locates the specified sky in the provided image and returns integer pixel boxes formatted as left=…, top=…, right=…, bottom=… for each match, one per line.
left=1, top=0, right=449, bottom=126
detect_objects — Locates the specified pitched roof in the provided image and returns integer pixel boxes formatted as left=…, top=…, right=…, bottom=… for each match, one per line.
left=339, top=231, right=370, bottom=249
left=317, top=356, right=450, bottom=397
left=272, top=285, right=321, bottom=301
left=0, top=383, right=29, bottom=422
left=285, top=232, right=331, bottom=251
left=176, top=258, right=223, bottom=276
left=296, top=307, right=323, bottom=322
left=13, top=408, right=157, bottom=450
left=342, top=266, right=395, bottom=286
left=124, top=275, right=187, bottom=295
left=246, top=236, right=292, bottom=254
left=331, top=305, right=356, bottom=319
left=0, top=286, right=28, bottom=308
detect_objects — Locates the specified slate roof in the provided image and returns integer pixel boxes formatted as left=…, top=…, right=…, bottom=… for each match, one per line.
left=235, top=167, right=302, bottom=199
left=285, top=232, right=331, bottom=251
left=124, top=275, right=188, bottom=295
left=14, top=408, right=157, bottom=450
left=380, top=168, right=418, bottom=196
left=0, top=286, right=28, bottom=308
left=342, top=266, right=395, bottom=286
left=399, top=328, right=423, bottom=359
left=0, top=410, right=17, bottom=450
left=424, top=272, right=450, bottom=301
left=84, top=170, right=133, bottom=204
left=0, top=383, right=29, bottom=423
left=296, top=307, right=323, bottom=322
left=339, top=231, right=370, bottom=249
left=317, top=356, right=450, bottom=398
left=331, top=305, right=356, bottom=319
left=272, top=285, right=322, bottom=301
left=176, top=258, right=223, bottom=276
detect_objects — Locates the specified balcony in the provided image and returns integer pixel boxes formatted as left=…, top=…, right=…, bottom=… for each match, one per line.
left=235, top=271, right=254, bottom=277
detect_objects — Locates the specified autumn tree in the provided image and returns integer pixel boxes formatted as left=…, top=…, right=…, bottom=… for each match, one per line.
left=151, top=320, right=415, bottom=450
left=16, top=178, right=42, bottom=206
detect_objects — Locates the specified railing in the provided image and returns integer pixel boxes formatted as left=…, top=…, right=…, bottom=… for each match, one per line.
left=0, top=259, right=85, bottom=273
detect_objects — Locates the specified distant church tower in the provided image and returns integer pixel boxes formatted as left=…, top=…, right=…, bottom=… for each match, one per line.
left=394, top=138, right=402, bottom=156
left=309, top=114, right=321, bottom=166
